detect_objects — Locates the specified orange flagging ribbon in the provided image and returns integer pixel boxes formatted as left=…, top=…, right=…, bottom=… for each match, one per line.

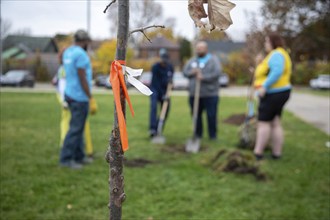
left=109, top=60, right=134, bottom=152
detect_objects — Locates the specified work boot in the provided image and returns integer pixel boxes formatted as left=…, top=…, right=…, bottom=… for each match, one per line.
left=77, top=157, right=94, bottom=165
left=60, top=161, right=83, bottom=169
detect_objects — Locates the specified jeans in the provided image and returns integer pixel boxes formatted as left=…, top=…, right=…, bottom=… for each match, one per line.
left=60, top=96, right=89, bottom=163
left=149, top=91, right=170, bottom=133
left=189, top=96, right=219, bottom=139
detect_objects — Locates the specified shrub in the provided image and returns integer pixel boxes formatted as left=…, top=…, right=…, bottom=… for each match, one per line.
left=292, top=61, right=330, bottom=85
left=222, top=51, right=251, bottom=85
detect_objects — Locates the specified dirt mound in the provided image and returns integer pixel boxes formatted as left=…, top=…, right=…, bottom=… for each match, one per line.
left=162, top=144, right=209, bottom=154
left=204, top=149, right=267, bottom=181
left=123, top=158, right=154, bottom=168
left=223, top=114, right=246, bottom=126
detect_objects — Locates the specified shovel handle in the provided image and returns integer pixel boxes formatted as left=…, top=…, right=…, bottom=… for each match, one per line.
left=192, top=79, right=201, bottom=137
left=159, top=83, right=172, bottom=120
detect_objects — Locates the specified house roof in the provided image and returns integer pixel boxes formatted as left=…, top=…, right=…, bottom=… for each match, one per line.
left=206, top=40, right=245, bottom=54
left=139, top=36, right=179, bottom=50
left=2, top=46, right=29, bottom=60
left=3, top=35, right=58, bottom=53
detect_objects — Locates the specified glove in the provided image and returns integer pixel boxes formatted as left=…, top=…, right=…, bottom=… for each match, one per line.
left=89, top=97, right=98, bottom=115
left=62, top=101, right=69, bottom=109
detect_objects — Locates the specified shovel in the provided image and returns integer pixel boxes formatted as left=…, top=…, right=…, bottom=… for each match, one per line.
left=151, top=83, right=173, bottom=144
left=185, top=78, right=201, bottom=153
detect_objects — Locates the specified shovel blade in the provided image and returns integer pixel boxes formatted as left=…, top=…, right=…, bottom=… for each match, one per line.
left=151, top=135, right=166, bottom=144
left=185, top=138, right=201, bottom=153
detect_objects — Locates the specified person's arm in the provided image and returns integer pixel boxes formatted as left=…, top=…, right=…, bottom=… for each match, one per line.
left=263, top=52, right=284, bottom=90
left=200, top=57, right=221, bottom=82
left=77, top=68, right=91, bottom=99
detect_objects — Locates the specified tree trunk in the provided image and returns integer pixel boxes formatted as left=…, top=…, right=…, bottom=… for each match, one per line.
left=105, top=0, right=129, bottom=220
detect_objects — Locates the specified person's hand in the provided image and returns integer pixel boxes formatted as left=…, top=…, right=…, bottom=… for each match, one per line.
left=248, top=67, right=255, bottom=74
left=89, top=97, right=98, bottom=115
left=257, top=87, right=266, bottom=98
left=196, top=69, right=203, bottom=80
left=191, top=68, right=200, bottom=76
left=62, top=101, right=69, bottom=109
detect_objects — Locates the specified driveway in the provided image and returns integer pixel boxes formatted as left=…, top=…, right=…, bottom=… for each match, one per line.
left=285, top=92, right=330, bottom=135
left=1, top=84, right=329, bottom=135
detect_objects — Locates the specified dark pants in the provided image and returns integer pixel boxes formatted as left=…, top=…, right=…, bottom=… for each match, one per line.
left=60, top=97, right=89, bottom=163
left=149, top=91, right=170, bottom=133
left=189, top=96, right=219, bottom=139
left=258, top=90, right=291, bottom=121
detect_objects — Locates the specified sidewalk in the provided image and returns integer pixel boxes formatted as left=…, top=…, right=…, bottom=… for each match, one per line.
left=285, top=92, right=330, bottom=135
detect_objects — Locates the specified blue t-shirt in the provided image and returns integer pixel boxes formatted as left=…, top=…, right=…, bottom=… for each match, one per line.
left=63, top=45, right=92, bottom=102
left=150, top=62, right=174, bottom=95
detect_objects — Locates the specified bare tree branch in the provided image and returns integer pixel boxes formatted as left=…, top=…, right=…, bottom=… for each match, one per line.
left=129, top=25, right=165, bottom=43
left=103, top=0, right=116, bottom=13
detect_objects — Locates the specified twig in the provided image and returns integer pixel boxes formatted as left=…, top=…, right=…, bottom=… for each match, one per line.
left=129, top=25, right=165, bottom=43
left=103, top=0, right=116, bottom=13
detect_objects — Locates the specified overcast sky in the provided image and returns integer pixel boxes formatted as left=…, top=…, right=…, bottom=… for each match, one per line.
left=1, top=0, right=262, bottom=42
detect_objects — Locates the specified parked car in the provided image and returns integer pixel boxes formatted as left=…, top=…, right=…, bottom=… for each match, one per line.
left=95, top=75, right=108, bottom=87
left=309, top=75, right=330, bottom=90
left=219, top=73, right=229, bottom=87
left=0, top=70, right=35, bottom=87
left=173, top=72, right=189, bottom=90
left=105, top=76, right=112, bottom=89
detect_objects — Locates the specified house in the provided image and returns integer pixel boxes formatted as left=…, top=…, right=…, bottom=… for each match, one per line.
left=138, top=35, right=180, bottom=67
left=2, top=35, right=59, bottom=76
left=205, top=40, right=245, bottom=62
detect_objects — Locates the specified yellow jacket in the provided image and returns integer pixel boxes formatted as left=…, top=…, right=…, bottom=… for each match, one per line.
left=254, top=47, right=292, bottom=91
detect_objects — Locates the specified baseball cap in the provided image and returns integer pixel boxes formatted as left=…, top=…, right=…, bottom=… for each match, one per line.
left=159, top=48, right=169, bottom=60
left=74, top=29, right=91, bottom=42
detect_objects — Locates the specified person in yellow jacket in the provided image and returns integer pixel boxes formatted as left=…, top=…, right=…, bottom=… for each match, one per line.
left=55, top=48, right=97, bottom=166
left=253, top=33, right=292, bottom=160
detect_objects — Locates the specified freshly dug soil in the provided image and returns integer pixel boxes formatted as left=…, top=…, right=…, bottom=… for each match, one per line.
left=223, top=114, right=246, bottom=126
left=162, top=143, right=209, bottom=154
left=205, top=149, right=267, bottom=181
left=123, top=158, right=154, bottom=168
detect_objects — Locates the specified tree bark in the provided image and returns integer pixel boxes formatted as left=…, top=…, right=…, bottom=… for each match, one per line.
left=105, top=0, right=129, bottom=220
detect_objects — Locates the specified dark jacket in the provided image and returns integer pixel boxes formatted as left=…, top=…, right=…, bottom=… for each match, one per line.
left=151, top=62, right=174, bottom=95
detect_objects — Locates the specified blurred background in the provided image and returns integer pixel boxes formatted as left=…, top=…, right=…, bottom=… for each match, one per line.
left=1, top=0, right=329, bottom=88
left=1, top=1, right=329, bottom=219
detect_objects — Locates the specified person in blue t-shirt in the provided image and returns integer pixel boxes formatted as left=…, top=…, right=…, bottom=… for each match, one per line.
left=149, top=49, right=174, bottom=137
left=59, top=30, right=95, bottom=169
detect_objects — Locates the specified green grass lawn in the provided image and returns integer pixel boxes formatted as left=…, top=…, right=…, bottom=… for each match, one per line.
left=1, top=92, right=329, bottom=220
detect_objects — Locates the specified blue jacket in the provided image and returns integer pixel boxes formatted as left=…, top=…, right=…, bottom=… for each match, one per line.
left=151, top=62, right=174, bottom=95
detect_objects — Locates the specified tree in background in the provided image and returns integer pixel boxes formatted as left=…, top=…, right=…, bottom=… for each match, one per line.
left=222, top=51, right=250, bottom=85
left=261, top=0, right=330, bottom=61
left=54, top=34, right=73, bottom=51
left=92, top=40, right=133, bottom=75
left=1, top=18, right=12, bottom=41
left=144, top=28, right=176, bottom=42
left=179, top=38, right=192, bottom=66
left=198, top=29, right=230, bottom=41
left=107, top=0, right=163, bottom=39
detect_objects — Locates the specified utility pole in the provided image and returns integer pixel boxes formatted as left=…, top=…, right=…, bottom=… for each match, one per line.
left=87, top=0, right=91, bottom=35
